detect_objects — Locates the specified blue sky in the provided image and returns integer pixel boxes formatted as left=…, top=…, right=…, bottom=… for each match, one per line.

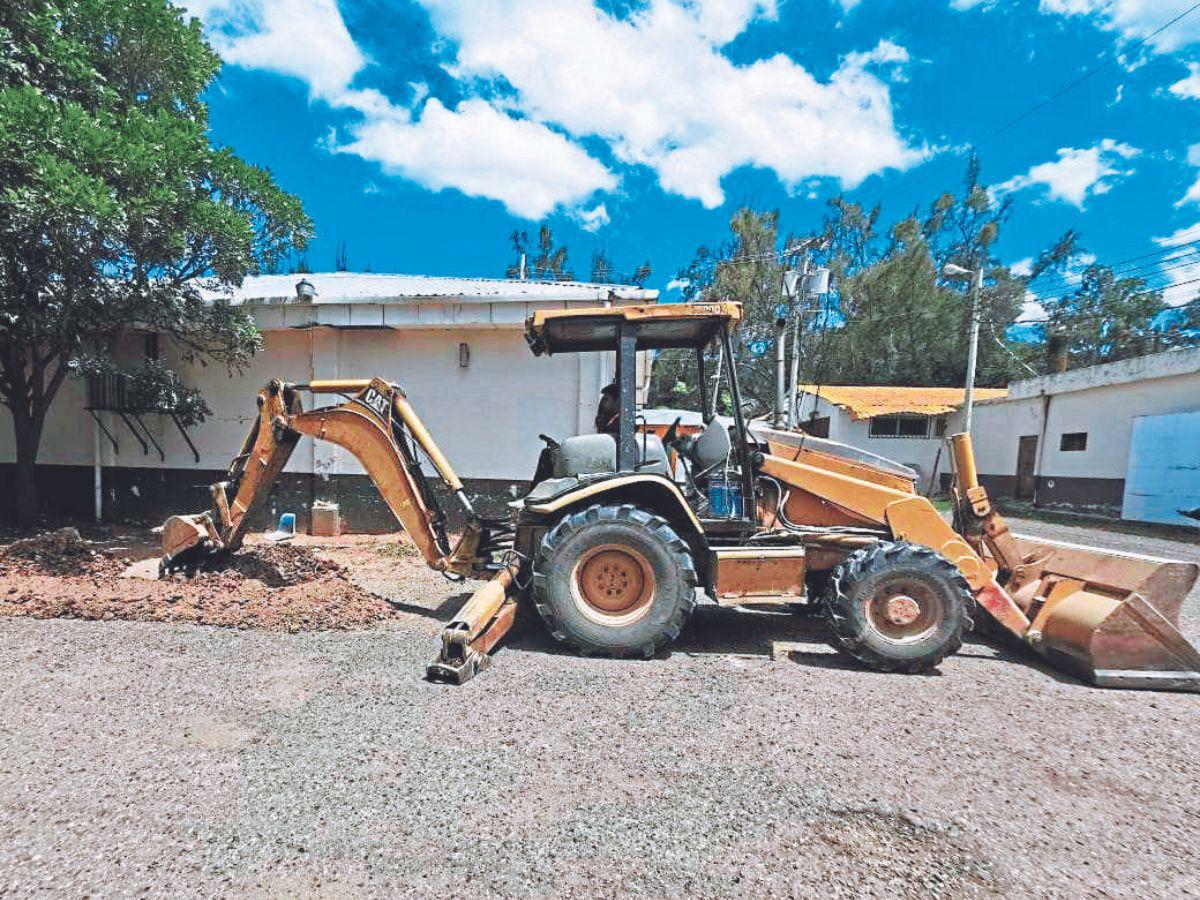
left=187, top=0, right=1200, bottom=310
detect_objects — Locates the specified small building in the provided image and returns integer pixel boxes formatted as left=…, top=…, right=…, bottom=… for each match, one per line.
left=793, top=384, right=1008, bottom=492
left=0, top=273, right=656, bottom=530
left=968, top=347, right=1200, bottom=524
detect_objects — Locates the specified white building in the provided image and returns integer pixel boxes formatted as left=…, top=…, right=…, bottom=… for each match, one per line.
left=967, top=347, right=1200, bottom=524
left=793, top=384, right=1007, bottom=492
left=0, top=273, right=656, bottom=530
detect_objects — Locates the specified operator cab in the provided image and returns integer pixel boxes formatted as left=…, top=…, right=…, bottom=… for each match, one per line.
left=524, top=303, right=757, bottom=531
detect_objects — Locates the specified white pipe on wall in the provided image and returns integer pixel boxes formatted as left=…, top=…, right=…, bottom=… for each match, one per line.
left=93, top=415, right=102, bottom=522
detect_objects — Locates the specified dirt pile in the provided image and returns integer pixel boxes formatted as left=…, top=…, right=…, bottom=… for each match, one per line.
left=0, top=527, right=126, bottom=577
left=214, top=542, right=344, bottom=586
left=0, top=539, right=395, bottom=631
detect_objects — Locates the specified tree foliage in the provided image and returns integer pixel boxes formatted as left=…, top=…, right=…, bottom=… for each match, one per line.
left=505, top=224, right=574, bottom=280
left=589, top=247, right=651, bottom=287
left=1039, top=265, right=1199, bottom=368
left=0, top=0, right=312, bottom=523
left=653, top=155, right=1196, bottom=415
left=503, top=222, right=652, bottom=287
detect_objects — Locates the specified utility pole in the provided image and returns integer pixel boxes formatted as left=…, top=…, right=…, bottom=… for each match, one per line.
left=785, top=255, right=811, bottom=430
left=709, top=344, right=723, bottom=420
left=964, top=264, right=983, bottom=434
left=774, top=306, right=788, bottom=429
left=943, top=261, right=984, bottom=434
left=773, top=242, right=806, bottom=429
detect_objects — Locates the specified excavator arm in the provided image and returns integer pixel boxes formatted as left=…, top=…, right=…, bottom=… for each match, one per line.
left=160, top=377, right=518, bottom=683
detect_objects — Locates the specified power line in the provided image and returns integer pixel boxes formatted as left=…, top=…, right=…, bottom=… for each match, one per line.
left=1029, top=271, right=1200, bottom=304
left=1030, top=249, right=1200, bottom=293
left=1015, top=291, right=1200, bottom=325
left=1032, top=242, right=1200, bottom=284
left=875, top=1, right=1200, bottom=207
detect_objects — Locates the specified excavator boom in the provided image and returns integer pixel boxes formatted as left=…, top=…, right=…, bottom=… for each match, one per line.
left=160, top=377, right=518, bottom=682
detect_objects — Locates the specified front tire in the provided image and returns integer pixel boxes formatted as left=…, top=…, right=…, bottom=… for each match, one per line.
left=823, top=541, right=968, bottom=673
left=532, top=504, right=697, bottom=657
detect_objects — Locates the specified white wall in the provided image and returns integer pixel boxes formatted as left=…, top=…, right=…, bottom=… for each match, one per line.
left=967, top=371, right=1200, bottom=482
left=0, top=373, right=92, bottom=467
left=956, top=395, right=1043, bottom=478
left=0, top=323, right=611, bottom=483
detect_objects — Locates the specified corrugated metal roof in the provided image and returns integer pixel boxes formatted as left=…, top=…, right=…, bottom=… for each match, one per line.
left=798, top=384, right=1008, bottom=419
left=196, top=272, right=658, bottom=305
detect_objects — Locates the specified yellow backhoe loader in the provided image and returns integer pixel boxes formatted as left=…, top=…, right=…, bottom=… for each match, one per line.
left=161, top=303, right=1200, bottom=689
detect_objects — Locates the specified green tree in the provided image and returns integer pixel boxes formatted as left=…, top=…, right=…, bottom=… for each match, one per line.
left=504, top=224, right=574, bottom=281
left=657, top=161, right=1056, bottom=412
left=651, top=208, right=792, bottom=414
left=1040, top=265, right=1194, bottom=368
left=590, top=247, right=651, bottom=286
left=0, top=0, right=311, bottom=524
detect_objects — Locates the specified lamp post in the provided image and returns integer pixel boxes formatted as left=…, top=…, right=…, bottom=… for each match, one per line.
left=943, top=262, right=983, bottom=434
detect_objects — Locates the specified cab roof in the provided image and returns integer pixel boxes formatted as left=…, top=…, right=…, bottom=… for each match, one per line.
left=525, top=302, right=741, bottom=355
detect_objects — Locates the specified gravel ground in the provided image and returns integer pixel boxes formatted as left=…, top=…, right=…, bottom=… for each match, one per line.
left=1, top=522, right=1198, bottom=897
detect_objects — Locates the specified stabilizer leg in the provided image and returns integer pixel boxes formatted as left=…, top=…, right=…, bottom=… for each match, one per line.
left=427, top=565, right=520, bottom=684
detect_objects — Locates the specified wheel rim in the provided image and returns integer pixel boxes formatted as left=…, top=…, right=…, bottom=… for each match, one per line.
left=571, top=543, right=656, bottom=626
left=863, top=577, right=940, bottom=644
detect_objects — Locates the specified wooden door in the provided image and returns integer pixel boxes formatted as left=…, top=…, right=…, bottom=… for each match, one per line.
left=1016, top=435, right=1038, bottom=499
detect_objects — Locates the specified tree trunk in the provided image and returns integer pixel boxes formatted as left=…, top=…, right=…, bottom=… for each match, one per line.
left=10, top=408, right=45, bottom=528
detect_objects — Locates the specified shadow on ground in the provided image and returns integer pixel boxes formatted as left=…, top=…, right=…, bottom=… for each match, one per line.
left=499, top=599, right=1096, bottom=686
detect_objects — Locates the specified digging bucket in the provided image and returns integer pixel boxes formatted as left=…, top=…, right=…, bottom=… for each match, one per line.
left=1009, top=536, right=1200, bottom=691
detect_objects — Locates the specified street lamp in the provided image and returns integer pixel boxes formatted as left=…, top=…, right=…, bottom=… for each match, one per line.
left=943, top=263, right=983, bottom=434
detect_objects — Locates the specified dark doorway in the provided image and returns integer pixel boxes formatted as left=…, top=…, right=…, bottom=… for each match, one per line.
left=1016, top=435, right=1038, bottom=499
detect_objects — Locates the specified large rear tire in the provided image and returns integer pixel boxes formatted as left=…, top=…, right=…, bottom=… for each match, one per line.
left=531, top=504, right=697, bottom=657
left=823, top=541, right=968, bottom=673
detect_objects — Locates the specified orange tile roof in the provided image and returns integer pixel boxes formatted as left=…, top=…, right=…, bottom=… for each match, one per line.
left=797, top=384, right=1008, bottom=419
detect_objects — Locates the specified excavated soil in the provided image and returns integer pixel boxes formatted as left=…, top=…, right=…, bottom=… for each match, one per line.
left=0, top=530, right=395, bottom=631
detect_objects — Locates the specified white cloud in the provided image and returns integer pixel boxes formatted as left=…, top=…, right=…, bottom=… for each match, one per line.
left=572, top=203, right=611, bottom=232
left=843, top=39, right=911, bottom=67
left=1153, top=222, right=1200, bottom=305
left=1178, top=143, right=1200, bottom=207
left=1170, top=61, right=1200, bottom=99
left=1017, top=252, right=1096, bottom=321
left=666, top=278, right=690, bottom=292
left=690, top=0, right=778, bottom=43
left=335, top=99, right=616, bottom=219
left=949, top=0, right=995, bottom=10
left=994, top=139, right=1140, bottom=207
left=835, top=0, right=863, bottom=11
left=185, top=0, right=614, bottom=218
left=418, top=0, right=923, bottom=208
left=184, top=0, right=364, bottom=101
left=186, top=0, right=923, bottom=217
left=1009, top=257, right=1034, bottom=277
left=1038, top=0, right=1200, bottom=54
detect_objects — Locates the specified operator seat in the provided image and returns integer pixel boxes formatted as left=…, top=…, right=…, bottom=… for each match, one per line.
left=552, top=433, right=670, bottom=478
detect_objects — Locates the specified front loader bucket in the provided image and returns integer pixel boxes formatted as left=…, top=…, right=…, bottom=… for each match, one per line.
left=1010, top=536, right=1200, bottom=691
